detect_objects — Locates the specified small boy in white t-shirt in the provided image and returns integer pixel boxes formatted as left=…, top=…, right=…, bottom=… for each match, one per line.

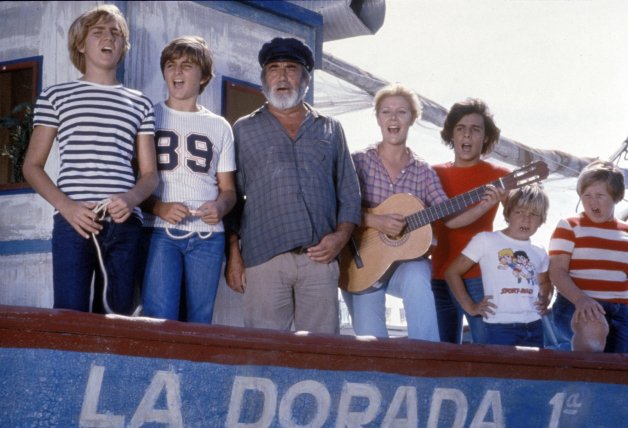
left=445, top=184, right=552, bottom=347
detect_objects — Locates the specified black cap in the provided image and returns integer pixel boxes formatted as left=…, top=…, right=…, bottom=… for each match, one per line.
left=258, top=37, right=314, bottom=72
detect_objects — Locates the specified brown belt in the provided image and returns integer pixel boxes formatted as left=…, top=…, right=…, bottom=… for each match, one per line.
left=290, top=246, right=309, bottom=255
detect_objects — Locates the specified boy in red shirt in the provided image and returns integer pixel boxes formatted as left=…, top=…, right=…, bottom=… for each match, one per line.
left=432, top=99, right=509, bottom=343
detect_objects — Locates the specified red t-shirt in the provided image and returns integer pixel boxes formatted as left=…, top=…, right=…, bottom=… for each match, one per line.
left=432, top=160, right=510, bottom=279
left=549, top=214, right=628, bottom=304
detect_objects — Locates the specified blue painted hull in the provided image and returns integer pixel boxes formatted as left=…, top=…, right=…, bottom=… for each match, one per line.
left=1, top=305, right=626, bottom=427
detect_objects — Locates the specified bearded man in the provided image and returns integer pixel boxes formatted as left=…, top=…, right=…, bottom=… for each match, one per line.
left=225, top=37, right=361, bottom=334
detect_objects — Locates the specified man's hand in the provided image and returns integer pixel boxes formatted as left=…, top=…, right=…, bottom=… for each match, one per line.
left=226, top=234, right=246, bottom=293
left=307, top=231, right=346, bottom=264
left=307, top=222, right=355, bottom=264
left=226, top=252, right=247, bottom=294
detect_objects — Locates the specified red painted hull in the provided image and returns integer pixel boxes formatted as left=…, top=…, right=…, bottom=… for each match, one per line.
left=1, top=304, right=626, bottom=384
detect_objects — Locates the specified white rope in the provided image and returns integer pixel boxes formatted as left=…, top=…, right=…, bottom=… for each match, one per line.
left=165, top=226, right=213, bottom=240
left=165, top=205, right=213, bottom=240
left=90, top=199, right=113, bottom=314
left=89, top=199, right=142, bottom=317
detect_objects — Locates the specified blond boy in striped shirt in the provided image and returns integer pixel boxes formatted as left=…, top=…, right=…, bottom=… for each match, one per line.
left=549, top=160, right=628, bottom=353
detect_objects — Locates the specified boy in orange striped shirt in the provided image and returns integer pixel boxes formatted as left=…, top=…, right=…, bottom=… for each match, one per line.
left=549, top=160, right=628, bottom=353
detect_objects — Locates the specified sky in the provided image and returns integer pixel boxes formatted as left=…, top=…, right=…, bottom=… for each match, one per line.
left=322, top=0, right=628, bottom=161
left=317, top=0, right=628, bottom=243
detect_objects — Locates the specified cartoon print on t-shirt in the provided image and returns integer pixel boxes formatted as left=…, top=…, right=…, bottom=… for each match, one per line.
left=497, top=248, right=537, bottom=286
left=497, top=248, right=515, bottom=271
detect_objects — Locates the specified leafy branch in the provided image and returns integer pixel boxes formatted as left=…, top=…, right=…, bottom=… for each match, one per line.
left=0, top=102, right=33, bottom=183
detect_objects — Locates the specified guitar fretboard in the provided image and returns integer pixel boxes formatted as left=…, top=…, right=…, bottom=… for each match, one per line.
left=405, top=180, right=499, bottom=232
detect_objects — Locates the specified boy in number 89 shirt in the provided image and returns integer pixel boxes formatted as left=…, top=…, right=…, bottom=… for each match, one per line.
left=141, top=36, right=236, bottom=323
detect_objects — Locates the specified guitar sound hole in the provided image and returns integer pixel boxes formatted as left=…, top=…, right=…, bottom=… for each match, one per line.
left=379, top=231, right=410, bottom=247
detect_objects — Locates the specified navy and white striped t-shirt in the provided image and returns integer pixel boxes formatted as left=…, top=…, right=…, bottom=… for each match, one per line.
left=33, top=80, right=155, bottom=209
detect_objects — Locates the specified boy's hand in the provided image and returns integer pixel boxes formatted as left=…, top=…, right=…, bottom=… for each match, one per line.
left=155, top=201, right=190, bottom=225
left=196, top=201, right=225, bottom=225
left=469, top=295, right=497, bottom=319
left=535, top=293, right=551, bottom=315
left=107, top=194, right=135, bottom=223
left=479, top=184, right=501, bottom=209
left=59, top=200, right=103, bottom=239
left=573, top=294, right=606, bottom=323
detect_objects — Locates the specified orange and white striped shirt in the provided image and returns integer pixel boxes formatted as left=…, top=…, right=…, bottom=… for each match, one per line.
left=549, top=213, right=628, bottom=304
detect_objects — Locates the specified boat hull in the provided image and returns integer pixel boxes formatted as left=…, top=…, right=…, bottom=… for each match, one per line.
left=1, top=305, right=626, bottom=427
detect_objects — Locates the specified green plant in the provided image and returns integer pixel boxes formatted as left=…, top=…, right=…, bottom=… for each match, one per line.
left=0, top=102, right=33, bottom=183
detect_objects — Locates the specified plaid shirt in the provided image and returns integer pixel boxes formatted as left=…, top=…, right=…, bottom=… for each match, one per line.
left=232, top=104, right=361, bottom=267
left=352, top=145, right=448, bottom=209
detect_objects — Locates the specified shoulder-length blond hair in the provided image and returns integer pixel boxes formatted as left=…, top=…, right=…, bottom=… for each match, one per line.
left=67, top=4, right=130, bottom=74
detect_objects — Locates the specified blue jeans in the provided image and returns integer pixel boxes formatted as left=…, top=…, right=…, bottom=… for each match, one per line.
left=142, top=228, right=224, bottom=323
left=551, top=293, right=628, bottom=353
left=549, top=294, right=576, bottom=350
left=432, top=277, right=488, bottom=344
left=342, top=259, right=439, bottom=341
left=52, top=213, right=142, bottom=315
left=485, top=319, right=544, bottom=347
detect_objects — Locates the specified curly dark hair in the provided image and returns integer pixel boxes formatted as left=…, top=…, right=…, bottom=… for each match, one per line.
left=440, top=98, right=501, bottom=155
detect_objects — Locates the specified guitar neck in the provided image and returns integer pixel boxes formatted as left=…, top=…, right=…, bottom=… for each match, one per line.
left=405, top=179, right=500, bottom=232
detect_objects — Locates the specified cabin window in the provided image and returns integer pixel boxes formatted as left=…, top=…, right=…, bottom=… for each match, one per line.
left=222, top=77, right=266, bottom=126
left=0, top=56, right=41, bottom=189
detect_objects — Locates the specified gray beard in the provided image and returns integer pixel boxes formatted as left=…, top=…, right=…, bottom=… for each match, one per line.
left=266, top=91, right=300, bottom=110
left=263, top=81, right=308, bottom=110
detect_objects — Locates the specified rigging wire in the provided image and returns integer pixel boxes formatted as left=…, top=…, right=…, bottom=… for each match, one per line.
left=314, top=70, right=626, bottom=181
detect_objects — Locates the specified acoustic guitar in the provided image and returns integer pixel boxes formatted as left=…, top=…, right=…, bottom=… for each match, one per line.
left=339, top=160, right=549, bottom=293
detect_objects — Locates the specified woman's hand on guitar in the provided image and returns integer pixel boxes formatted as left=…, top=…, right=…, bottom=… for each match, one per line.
left=373, top=213, right=406, bottom=237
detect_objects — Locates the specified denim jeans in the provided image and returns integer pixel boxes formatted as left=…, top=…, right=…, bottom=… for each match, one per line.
left=485, top=319, right=544, bottom=347
left=551, top=293, right=628, bottom=353
left=142, top=228, right=225, bottom=323
left=431, top=277, right=488, bottom=344
left=549, top=294, right=575, bottom=350
left=52, top=213, right=142, bottom=315
left=342, top=259, right=440, bottom=341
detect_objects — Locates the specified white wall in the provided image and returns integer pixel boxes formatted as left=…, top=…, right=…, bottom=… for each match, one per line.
left=0, top=1, right=319, bottom=324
